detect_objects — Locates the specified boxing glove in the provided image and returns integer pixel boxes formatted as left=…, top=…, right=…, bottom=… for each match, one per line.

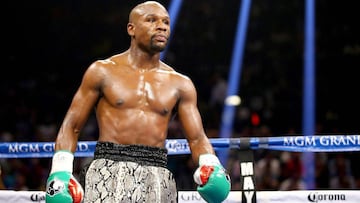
left=46, top=150, right=84, bottom=203
left=193, top=154, right=231, bottom=203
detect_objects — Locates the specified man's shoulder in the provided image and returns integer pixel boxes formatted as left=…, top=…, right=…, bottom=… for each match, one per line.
left=90, top=53, right=126, bottom=68
left=159, top=61, right=175, bottom=71
left=159, top=62, right=190, bottom=80
left=105, top=53, right=127, bottom=65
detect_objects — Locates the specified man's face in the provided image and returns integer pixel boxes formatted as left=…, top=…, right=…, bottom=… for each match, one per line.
left=129, top=3, right=171, bottom=53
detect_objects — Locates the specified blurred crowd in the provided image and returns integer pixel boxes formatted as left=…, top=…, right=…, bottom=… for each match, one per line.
left=1, top=0, right=360, bottom=191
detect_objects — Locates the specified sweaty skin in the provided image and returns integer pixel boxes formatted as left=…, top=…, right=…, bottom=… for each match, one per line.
left=54, top=1, right=214, bottom=164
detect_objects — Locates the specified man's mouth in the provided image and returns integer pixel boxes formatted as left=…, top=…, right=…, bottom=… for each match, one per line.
left=154, top=34, right=167, bottom=42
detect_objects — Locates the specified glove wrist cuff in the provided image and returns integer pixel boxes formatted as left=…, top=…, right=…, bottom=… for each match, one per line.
left=199, top=154, right=221, bottom=166
left=50, top=150, right=74, bottom=174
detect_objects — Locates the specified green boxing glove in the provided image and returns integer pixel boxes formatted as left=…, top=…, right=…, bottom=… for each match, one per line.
left=46, top=150, right=84, bottom=203
left=193, top=154, right=231, bottom=203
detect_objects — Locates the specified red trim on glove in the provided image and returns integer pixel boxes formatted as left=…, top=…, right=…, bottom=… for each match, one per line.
left=200, top=165, right=215, bottom=185
left=68, top=178, right=84, bottom=203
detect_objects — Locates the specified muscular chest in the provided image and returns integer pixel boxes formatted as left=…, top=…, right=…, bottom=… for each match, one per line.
left=102, top=70, right=178, bottom=112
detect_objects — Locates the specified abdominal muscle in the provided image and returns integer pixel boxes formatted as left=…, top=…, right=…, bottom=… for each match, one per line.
left=96, top=105, right=172, bottom=148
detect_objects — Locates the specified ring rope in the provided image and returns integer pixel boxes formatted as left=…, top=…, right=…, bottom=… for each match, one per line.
left=1, top=135, right=359, bottom=158
left=1, top=136, right=360, bottom=203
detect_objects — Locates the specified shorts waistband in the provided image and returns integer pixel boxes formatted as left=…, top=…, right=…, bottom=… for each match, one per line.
left=94, top=142, right=168, bottom=168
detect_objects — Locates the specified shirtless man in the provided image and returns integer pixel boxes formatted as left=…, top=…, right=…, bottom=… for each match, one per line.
left=45, top=1, right=230, bottom=202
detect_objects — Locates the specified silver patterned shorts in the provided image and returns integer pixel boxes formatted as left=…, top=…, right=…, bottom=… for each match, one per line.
left=83, top=142, right=177, bottom=203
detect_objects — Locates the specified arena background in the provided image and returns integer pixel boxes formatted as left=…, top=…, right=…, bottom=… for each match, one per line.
left=1, top=0, right=360, bottom=195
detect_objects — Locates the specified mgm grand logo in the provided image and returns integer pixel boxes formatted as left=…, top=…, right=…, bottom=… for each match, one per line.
left=307, top=192, right=345, bottom=202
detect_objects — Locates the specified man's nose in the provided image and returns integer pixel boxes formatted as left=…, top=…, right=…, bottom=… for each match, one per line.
left=156, top=21, right=168, bottom=31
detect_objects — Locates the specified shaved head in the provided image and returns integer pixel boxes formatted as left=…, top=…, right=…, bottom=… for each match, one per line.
left=127, top=1, right=170, bottom=54
left=129, top=1, right=168, bottom=23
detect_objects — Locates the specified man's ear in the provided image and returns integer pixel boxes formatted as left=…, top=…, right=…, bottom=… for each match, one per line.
left=127, top=23, right=135, bottom=37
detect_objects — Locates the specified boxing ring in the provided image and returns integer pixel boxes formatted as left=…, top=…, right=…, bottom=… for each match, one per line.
left=0, top=135, right=359, bottom=202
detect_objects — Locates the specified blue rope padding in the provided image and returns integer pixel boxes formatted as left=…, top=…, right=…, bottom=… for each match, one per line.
left=0, top=135, right=359, bottom=158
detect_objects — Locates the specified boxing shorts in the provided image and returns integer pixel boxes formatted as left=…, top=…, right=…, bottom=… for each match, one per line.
left=82, top=142, right=177, bottom=203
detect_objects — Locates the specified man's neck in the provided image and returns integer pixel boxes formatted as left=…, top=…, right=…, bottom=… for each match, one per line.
left=127, top=47, right=160, bottom=71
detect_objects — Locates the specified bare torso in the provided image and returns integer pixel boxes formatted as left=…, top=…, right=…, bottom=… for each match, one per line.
left=95, top=52, right=184, bottom=147
left=54, top=1, right=214, bottom=162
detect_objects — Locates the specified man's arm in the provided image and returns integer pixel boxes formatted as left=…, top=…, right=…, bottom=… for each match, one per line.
left=177, top=77, right=213, bottom=164
left=46, top=62, right=103, bottom=203
left=177, top=77, right=231, bottom=203
left=55, top=63, right=102, bottom=152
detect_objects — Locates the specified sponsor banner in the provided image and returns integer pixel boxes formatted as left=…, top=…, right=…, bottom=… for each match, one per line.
left=178, top=190, right=360, bottom=203
left=0, top=141, right=97, bottom=158
left=265, top=135, right=360, bottom=152
left=0, top=190, right=359, bottom=203
left=178, top=191, right=242, bottom=203
left=0, top=190, right=45, bottom=203
left=165, top=139, right=191, bottom=155
left=238, top=149, right=256, bottom=203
